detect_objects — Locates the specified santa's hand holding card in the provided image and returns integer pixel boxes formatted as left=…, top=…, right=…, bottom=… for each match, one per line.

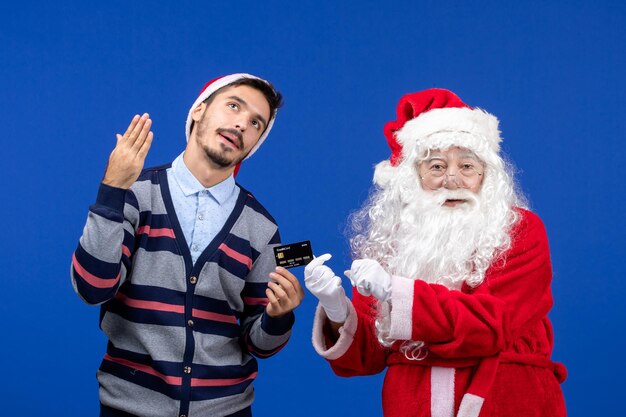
left=304, top=254, right=349, bottom=323
left=345, top=259, right=392, bottom=302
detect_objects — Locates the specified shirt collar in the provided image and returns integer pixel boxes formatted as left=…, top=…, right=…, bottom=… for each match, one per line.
left=171, top=152, right=236, bottom=205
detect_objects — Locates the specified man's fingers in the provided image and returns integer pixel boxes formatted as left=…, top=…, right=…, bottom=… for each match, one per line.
left=266, top=270, right=304, bottom=317
left=274, top=267, right=299, bottom=286
left=269, top=273, right=297, bottom=298
left=265, top=288, right=280, bottom=306
left=269, top=273, right=289, bottom=287
left=268, top=281, right=288, bottom=300
left=126, top=113, right=149, bottom=146
left=132, top=117, right=153, bottom=151
left=129, top=114, right=148, bottom=141
left=122, top=115, right=141, bottom=139
left=274, top=267, right=305, bottom=299
left=136, top=131, right=153, bottom=160
left=104, top=115, right=152, bottom=189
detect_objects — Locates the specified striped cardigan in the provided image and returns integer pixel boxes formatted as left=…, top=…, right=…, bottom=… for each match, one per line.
left=71, top=164, right=293, bottom=417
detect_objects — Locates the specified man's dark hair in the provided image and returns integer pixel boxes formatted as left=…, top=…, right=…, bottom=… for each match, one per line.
left=191, top=77, right=283, bottom=135
left=219, top=78, right=283, bottom=116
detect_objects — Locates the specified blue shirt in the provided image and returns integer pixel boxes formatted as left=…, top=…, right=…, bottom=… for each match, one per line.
left=166, top=152, right=239, bottom=264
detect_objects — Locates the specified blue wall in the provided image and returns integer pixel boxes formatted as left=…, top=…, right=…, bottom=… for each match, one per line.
left=1, top=1, right=624, bottom=415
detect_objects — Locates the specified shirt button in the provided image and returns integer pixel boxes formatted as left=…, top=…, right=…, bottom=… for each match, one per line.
left=187, top=320, right=194, bottom=327
left=198, top=214, right=204, bottom=220
left=189, top=276, right=197, bottom=284
left=184, top=366, right=191, bottom=374
left=192, top=244, right=199, bottom=251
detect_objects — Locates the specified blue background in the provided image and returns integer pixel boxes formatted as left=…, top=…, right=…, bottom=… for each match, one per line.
left=1, top=1, right=624, bottom=415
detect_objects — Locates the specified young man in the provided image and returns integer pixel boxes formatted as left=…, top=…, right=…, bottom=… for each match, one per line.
left=305, top=89, right=567, bottom=416
left=71, top=73, right=304, bottom=417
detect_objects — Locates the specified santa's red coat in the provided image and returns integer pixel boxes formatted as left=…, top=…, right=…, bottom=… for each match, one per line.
left=312, top=209, right=567, bottom=417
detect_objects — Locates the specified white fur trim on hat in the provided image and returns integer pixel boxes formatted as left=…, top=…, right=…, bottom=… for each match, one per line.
left=185, top=73, right=277, bottom=160
left=373, top=107, right=501, bottom=187
left=373, top=160, right=395, bottom=188
left=396, top=106, right=501, bottom=155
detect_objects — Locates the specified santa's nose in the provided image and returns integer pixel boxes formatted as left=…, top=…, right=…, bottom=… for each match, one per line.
left=443, top=173, right=460, bottom=189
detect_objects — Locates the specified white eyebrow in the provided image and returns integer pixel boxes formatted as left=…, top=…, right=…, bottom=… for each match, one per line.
left=424, top=153, right=445, bottom=162
left=425, top=152, right=480, bottom=162
left=457, top=151, right=480, bottom=160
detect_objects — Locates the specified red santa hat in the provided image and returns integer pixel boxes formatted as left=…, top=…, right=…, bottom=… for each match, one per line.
left=374, top=88, right=502, bottom=186
left=185, top=73, right=277, bottom=174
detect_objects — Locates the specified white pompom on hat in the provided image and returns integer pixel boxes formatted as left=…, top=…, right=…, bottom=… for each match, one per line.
left=185, top=73, right=277, bottom=174
left=374, top=88, right=501, bottom=187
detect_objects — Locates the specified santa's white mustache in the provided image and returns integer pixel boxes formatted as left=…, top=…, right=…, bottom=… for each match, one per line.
left=427, top=189, right=480, bottom=207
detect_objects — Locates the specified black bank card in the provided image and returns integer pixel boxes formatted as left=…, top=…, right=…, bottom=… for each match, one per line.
left=274, top=240, right=313, bottom=268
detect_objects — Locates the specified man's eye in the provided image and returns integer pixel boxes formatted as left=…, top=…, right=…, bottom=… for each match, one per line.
left=228, top=103, right=238, bottom=110
left=430, top=164, right=445, bottom=171
left=251, top=119, right=260, bottom=129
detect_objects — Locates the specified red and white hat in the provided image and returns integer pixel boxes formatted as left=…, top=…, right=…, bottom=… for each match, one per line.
left=374, top=88, right=501, bottom=186
left=185, top=73, right=277, bottom=160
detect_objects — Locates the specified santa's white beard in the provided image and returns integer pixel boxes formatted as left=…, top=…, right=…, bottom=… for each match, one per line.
left=351, top=144, right=524, bottom=352
left=389, top=188, right=489, bottom=289
left=351, top=173, right=517, bottom=291
left=353, top=183, right=514, bottom=350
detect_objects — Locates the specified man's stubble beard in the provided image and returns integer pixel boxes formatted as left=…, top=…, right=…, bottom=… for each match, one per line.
left=201, top=142, right=245, bottom=169
left=195, top=118, right=247, bottom=169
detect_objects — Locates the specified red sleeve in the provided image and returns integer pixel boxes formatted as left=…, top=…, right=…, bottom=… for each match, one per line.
left=388, top=209, right=554, bottom=358
left=330, top=291, right=389, bottom=376
left=312, top=290, right=388, bottom=377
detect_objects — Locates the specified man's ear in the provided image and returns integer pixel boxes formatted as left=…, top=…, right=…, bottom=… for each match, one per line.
left=191, top=102, right=206, bottom=122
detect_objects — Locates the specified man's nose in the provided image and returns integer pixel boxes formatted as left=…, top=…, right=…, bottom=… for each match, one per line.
left=234, top=115, right=248, bottom=132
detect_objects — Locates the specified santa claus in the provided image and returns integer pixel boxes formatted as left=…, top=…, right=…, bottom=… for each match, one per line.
left=305, top=89, right=567, bottom=417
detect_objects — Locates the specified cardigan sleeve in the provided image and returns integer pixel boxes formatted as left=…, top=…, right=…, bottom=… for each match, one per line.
left=389, top=209, right=554, bottom=358
left=70, top=183, right=139, bottom=305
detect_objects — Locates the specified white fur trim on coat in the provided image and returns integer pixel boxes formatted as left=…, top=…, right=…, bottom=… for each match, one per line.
left=389, top=275, right=415, bottom=340
left=311, top=301, right=358, bottom=361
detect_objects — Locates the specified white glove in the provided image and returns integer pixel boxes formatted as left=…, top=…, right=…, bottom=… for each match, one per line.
left=304, top=253, right=349, bottom=323
left=345, top=259, right=392, bottom=302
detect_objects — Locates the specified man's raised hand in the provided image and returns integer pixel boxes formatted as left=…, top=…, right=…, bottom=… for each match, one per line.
left=102, top=113, right=154, bottom=189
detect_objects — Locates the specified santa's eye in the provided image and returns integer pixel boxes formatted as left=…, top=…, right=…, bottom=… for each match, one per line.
left=429, top=163, right=446, bottom=172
